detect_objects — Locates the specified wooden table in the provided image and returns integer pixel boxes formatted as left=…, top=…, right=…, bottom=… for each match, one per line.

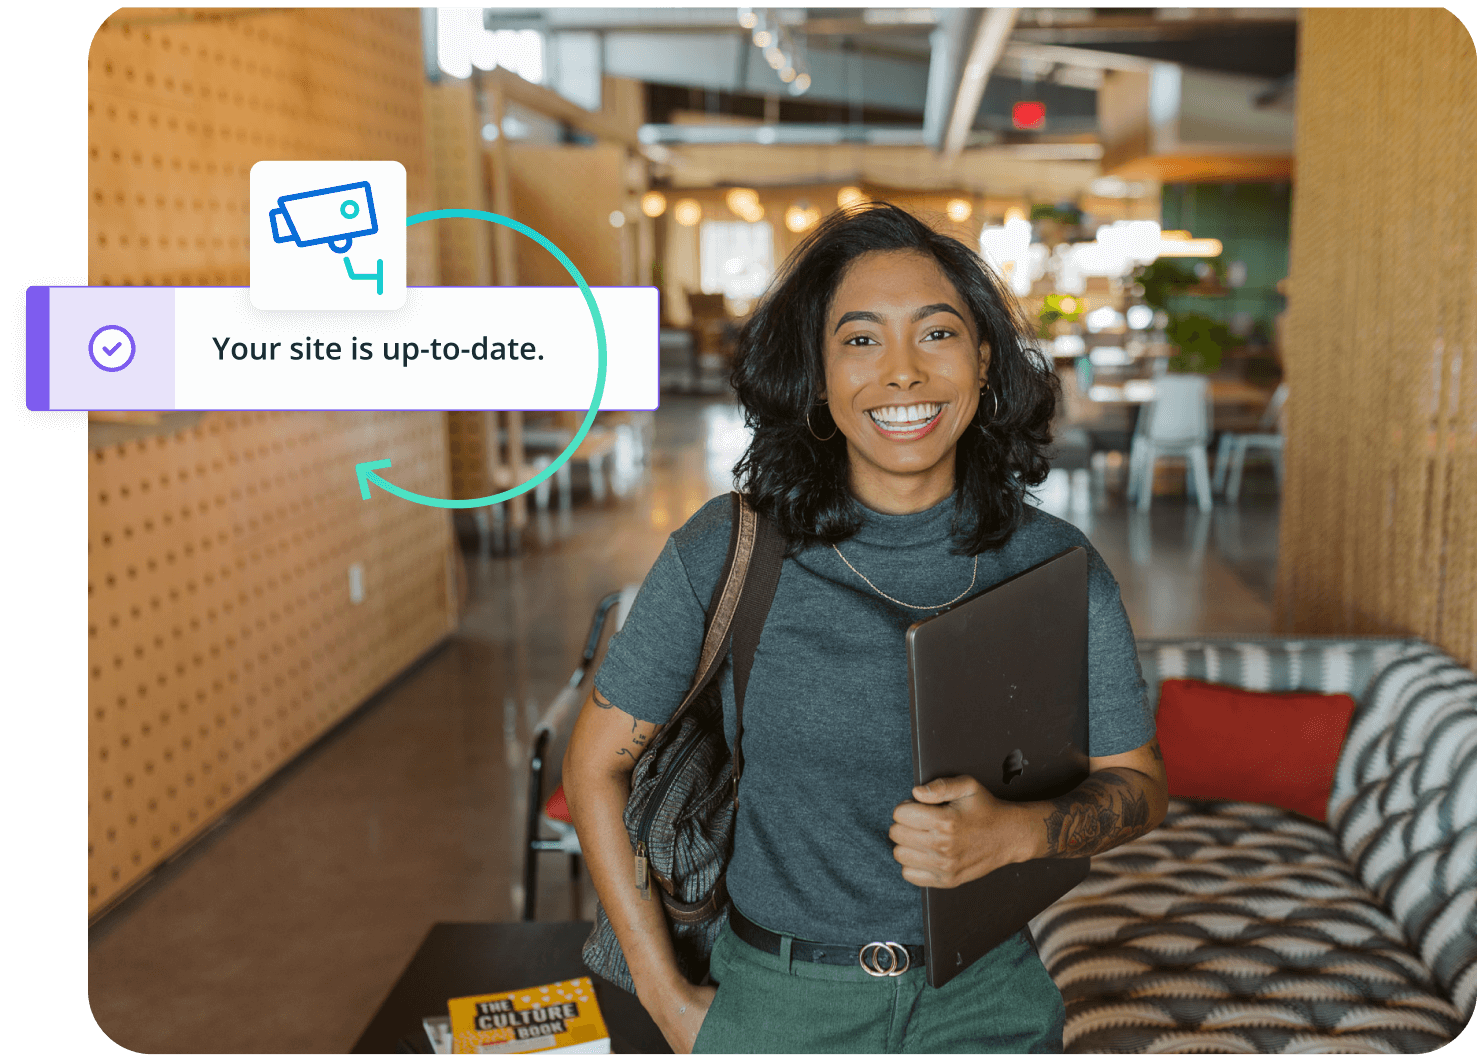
left=352, top=922, right=670, bottom=1054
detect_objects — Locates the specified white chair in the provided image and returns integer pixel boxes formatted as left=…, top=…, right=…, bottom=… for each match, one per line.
left=1127, top=374, right=1213, bottom=513
left=1214, top=382, right=1288, bottom=503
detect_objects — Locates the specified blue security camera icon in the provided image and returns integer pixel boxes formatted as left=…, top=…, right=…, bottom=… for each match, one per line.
left=269, top=181, right=378, bottom=254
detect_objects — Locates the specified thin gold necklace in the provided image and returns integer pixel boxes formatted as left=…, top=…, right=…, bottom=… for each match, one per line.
left=831, top=545, right=979, bottom=611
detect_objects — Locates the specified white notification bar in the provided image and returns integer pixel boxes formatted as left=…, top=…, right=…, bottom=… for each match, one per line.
left=28, top=285, right=657, bottom=412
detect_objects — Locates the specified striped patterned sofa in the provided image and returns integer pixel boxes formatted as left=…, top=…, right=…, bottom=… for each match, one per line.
left=1031, top=637, right=1477, bottom=1053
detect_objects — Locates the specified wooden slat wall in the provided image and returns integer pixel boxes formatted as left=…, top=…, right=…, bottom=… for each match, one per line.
left=88, top=9, right=456, bottom=916
left=1275, top=10, right=1477, bottom=665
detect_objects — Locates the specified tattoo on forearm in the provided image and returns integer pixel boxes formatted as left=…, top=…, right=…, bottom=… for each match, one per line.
left=1042, top=770, right=1155, bottom=858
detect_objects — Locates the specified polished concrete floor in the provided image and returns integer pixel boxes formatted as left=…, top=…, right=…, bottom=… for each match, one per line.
left=87, top=395, right=1282, bottom=1053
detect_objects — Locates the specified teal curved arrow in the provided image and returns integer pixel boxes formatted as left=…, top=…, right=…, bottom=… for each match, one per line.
left=357, top=208, right=608, bottom=509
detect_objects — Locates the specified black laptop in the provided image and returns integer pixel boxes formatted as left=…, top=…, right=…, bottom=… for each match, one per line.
left=904, top=546, right=1091, bottom=988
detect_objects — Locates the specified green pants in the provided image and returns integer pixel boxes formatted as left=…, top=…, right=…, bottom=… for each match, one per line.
left=692, top=919, right=1065, bottom=1053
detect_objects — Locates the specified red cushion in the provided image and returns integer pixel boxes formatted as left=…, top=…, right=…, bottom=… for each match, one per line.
left=1155, top=679, right=1356, bottom=822
left=544, top=783, right=572, bottom=824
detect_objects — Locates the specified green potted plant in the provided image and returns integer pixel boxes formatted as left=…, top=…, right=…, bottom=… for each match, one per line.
left=1134, top=258, right=1239, bottom=373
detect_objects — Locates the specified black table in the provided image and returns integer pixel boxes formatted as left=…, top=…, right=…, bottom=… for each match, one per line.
left=352, top=922, right=671, bottom=1054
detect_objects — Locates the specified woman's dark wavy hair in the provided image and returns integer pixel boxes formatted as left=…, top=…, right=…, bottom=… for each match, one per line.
left=731, top=201, right=1059, bottom=555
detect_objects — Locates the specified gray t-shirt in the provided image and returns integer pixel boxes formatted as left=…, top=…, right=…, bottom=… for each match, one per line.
left=595, top=493, right=1152, bottom=945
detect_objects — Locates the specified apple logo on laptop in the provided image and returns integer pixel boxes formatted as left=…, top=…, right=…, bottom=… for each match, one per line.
left=1003, top=749, right=1029, bottom=784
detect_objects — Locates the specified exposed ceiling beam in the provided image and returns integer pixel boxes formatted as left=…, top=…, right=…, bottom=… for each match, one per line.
left=473, top=67, right=643, bottom=151
left=940, top=8, right=1019, bottom=165
left=1014, top=18, right=1296, bottom=46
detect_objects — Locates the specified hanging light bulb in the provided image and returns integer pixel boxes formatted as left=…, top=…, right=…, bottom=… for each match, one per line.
left=837, top=186, right=866, bottom=210
left=640, top=190, right=667, bottom=218
left=946, top=198, right=973, bottom=223
left=725, top=187, right=763, bottom=222
left=784, top=202, right=820, bottom=233
left=674, top=199, right=702, bottom=226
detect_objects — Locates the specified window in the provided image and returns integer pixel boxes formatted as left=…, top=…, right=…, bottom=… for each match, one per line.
left=699, top=221, right=774, bottom=301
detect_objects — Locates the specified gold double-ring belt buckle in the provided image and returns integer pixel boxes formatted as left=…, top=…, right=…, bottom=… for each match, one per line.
left=858, top=940, right=911, bottom=977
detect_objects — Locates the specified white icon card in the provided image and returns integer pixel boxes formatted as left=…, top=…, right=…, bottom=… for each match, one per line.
left=250, top=160, right=407, bottom=310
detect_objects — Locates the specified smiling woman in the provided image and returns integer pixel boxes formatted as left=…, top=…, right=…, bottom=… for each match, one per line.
left=731, top=203, right=1060, bottom=550
left=564, top=203, right=1165, bottom=1055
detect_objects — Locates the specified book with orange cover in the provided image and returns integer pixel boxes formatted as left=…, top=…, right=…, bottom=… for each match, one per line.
left=447, top=975, right=610, bottom=1054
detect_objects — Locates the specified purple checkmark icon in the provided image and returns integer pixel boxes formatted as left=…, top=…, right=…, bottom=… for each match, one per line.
left=89, top=324, right=137, bottom=372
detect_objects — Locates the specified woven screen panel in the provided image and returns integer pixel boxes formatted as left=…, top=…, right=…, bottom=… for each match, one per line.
left=423, top=78, right=493, bottom=287
left=424, top=77, right=499, bottom=504
left=87, top=10, right=455, bottom=916
left=1276, top=10, right=1477, bottom=668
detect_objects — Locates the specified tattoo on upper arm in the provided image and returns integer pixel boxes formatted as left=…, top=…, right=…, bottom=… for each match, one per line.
left=593, top=694, right=615, bottom=709
left=612, top=716, right=649, bottom=762
left=1042, top=770, right=1154, bottom=858
left=1149, top=741, right=1164, bottom=762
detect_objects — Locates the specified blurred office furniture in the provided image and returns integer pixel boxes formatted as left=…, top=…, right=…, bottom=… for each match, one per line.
left=1214, top=381, right=1289, bottom=503
left=686, top=292, right=731, bottom=358
left=1048, top=426, right=1093, bottom=472
left=517, top=412, right=651, bottom=512
left=681, top=292, right=737, bottom=392
left=448, top=411, right=540, bottom=554
left=1128, top=374, right=1214, bottom=513
left=523, top=588, right=636, bottom=921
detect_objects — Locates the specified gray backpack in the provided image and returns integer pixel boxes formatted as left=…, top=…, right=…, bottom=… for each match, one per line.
left=582, top=492, right=784, bottom=990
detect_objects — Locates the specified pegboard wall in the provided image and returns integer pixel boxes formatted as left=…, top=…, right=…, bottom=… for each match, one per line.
left=88, top=10, right=458, bottom=916
left=1276, top=10, right=1477, bottom=665
left=88, top=7, right=439, bottom=286
left=89, top=413, right=456, bottom=914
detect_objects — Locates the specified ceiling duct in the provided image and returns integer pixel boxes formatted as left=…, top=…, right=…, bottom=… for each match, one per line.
left=923, top=8, right=1019, bottom=162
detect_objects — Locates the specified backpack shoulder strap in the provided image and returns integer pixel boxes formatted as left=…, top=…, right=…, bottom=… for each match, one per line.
left=729, top=499, right=784, bottom=783
left=663, top=493, right=761, bottom=727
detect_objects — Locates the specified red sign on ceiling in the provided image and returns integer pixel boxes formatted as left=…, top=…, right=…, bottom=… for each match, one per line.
left=1012, top=101, right=1046, bottom=130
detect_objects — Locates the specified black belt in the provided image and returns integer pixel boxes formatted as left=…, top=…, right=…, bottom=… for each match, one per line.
left=729, top=907, right=925, bottom=976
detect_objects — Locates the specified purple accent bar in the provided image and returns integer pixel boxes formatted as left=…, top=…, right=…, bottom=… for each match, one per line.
left=26, top=286, right=48, bottom=410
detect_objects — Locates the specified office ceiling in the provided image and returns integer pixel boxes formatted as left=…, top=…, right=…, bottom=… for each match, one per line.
left=486, top=7, right=1299, bottom=134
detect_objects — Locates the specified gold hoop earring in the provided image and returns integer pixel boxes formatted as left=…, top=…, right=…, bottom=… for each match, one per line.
left=806, top=403, right=838, bottom=442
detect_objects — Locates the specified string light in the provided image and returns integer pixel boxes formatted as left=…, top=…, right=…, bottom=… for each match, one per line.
left=946, top=198, right=973, bottom=223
